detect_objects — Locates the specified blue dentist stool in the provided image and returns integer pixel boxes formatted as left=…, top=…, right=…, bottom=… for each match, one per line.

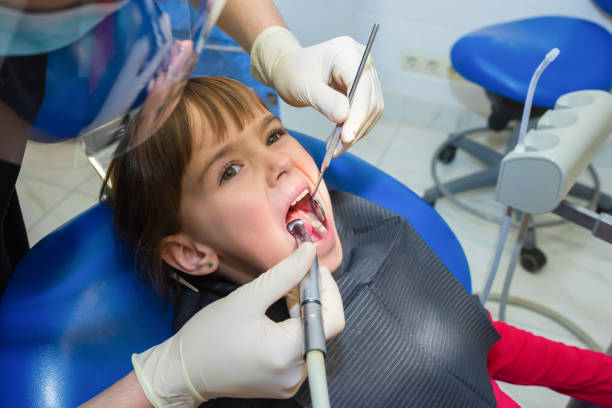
left=423, top=14, right=612, bottom=272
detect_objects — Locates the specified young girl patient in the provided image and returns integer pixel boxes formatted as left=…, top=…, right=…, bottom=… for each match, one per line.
left=105, top=76, right=612, bottom=408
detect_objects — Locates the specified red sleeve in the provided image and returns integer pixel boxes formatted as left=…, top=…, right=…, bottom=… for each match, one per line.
left=486, top=311, right=612, bottom=407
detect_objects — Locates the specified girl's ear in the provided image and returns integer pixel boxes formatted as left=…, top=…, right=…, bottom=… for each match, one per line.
left=160, top=234, right=219, bottom=276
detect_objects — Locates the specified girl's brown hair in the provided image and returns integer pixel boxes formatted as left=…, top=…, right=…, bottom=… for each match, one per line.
left=102, top=76, right=270, bottom=298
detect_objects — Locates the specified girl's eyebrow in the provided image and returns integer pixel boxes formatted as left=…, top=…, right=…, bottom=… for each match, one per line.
left=260, top=113, right=281, bottom=131
left=199, top=144, right=233, bottom=184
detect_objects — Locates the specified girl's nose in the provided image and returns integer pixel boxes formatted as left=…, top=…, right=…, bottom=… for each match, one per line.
left=264, top=149, right=293, bottom=186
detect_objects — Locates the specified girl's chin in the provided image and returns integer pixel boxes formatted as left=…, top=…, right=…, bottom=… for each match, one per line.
left=316, top=236, right=341, bottom=270
left=318, top=249, right=342, bottom=274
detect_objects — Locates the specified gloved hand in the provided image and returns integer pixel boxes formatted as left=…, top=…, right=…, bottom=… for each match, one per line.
left=284, top=264, right=339, bottom=320
left=132, top=243, right=345, bottom=407
left=250, top=26, right=384, bottom=157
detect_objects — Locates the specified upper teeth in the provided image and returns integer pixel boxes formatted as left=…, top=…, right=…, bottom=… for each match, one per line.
left=291, top=189, right=309, bottom=207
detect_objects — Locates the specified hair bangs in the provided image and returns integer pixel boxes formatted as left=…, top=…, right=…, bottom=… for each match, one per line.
left=182, top=77, right=269, bottom=147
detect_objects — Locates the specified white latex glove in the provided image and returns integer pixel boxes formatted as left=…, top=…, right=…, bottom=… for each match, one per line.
left=251, top=26, right=384, bottom=157
left=132, top=243, right=345, bottom=407
left=284, top=264, right=337, bottom=319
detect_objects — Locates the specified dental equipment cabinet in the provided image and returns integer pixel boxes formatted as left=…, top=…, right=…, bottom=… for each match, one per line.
left=481, top=49, right=612, bottom=357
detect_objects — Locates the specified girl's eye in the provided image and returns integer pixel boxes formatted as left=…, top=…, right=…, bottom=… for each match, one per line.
left=266, top=129, right=285, bottom=146
left=220, top=163, right=241, bottom=183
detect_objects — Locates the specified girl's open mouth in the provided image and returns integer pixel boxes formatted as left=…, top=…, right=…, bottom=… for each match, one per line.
left=285, top=188, right=328, bottom=242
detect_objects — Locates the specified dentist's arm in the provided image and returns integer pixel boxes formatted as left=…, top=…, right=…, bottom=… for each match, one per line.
left=79, top=371, right=152, bottom=408
left=215, top=0, right=287, bottom=53
left=80, top=243, right=344, bottom=407
left=217, top=0, right=384, bottom=154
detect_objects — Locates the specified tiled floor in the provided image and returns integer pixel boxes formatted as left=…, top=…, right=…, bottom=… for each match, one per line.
left=15, top=95, right=612, bottom=408
left=16, top=140, right=102, bottom=245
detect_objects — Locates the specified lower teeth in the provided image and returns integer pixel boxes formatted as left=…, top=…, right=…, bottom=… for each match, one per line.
left=307, top=214, right=327, bottom=235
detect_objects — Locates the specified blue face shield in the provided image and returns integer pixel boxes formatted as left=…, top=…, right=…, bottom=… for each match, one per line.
left=0, top=0, right=226, bottom=167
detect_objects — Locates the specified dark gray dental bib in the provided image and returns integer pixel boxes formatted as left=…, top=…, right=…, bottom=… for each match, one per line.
left=174, top=191, right=500, bottom=408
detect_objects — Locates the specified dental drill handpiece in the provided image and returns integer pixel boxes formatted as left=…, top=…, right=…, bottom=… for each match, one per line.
left=286, top=219, right=327, bottom=356
left=287, top=219, right=331, bottom=408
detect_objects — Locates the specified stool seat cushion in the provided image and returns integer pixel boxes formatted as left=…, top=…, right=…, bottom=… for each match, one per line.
left=452, top=16, right=612, bottom=108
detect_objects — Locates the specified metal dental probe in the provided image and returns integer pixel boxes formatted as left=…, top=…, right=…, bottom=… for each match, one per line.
left=310, top=23, right=380, bottom=225
left=286, top=219, right=330, bottom=408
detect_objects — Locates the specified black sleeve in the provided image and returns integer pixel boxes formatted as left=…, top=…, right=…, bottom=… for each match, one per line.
left=0, top=54, right=47, bottom=297
left=173, top=285, right=222, bottom=332
left=0, top=54, right=48, bottom=123
left=0, top=160, right=29, bottom=296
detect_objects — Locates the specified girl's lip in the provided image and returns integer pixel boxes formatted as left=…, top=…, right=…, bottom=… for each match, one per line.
left=288, top=209, right=333, bottom=256
left=282, top=169, right=334, bottom=254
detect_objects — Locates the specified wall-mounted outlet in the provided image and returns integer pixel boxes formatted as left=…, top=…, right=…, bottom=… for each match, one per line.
left=400, top=51, right=465, bottom=82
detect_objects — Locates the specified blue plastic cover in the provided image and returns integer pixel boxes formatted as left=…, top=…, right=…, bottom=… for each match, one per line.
left=452, top=17, right=612, bottom=108
left=32, top=0, right=170, bottom=141
left=30, top=1, right=279, bottom=142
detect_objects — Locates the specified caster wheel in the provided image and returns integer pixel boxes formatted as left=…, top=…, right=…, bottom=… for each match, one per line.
left=520, top=247, right=547, bottom=273
left=437, top=145, right=457, bottom=164
left=596, top=204, right=611, bottom=214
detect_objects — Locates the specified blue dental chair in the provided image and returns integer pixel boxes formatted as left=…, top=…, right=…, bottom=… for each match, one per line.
left=0, top=131, right=471, bottom=407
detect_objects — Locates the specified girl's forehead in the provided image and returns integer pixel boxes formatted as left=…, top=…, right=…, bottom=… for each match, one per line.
left=186, top=100, right=272, bottom=150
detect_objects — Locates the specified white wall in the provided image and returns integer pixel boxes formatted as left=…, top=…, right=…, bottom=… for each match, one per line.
left=275, top=0, right=612, bottom=122
left=273, top=0, right=356, bottom=136
left=274, top=0, right=355, bottom=46
left=357, top=0, right=612, bottom=113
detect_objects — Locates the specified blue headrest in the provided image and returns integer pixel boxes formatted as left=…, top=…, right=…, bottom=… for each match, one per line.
left=0, top=132, right=470, bottom=406
left=452, top=16, right=612, bottom=108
